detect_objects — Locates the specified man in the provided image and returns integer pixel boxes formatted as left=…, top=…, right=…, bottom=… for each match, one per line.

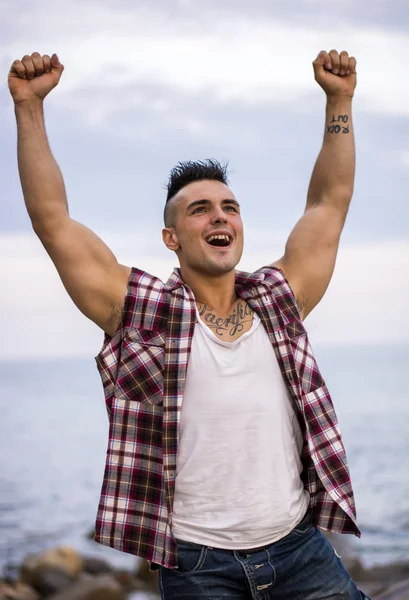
left=9, top=49, right=370, bottom=599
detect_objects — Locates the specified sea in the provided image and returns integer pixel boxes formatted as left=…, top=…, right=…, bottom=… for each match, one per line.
left=1, top=345, right=408, bottom=579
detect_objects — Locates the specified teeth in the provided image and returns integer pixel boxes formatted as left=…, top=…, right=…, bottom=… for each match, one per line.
left=207, top=234, right=230, bottom=243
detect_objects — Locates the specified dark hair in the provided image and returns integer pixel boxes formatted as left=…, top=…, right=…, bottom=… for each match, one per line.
left=164, top=159, right=229, bottom=226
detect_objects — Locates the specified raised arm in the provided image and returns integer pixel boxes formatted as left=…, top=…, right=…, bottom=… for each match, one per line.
left=273, top=49, right=357, bottom=320
left=9, top=52, right=130, bottom=336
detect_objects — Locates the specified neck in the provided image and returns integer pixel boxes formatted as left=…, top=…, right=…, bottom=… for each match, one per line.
left=180, top=266, right=237, bottom=314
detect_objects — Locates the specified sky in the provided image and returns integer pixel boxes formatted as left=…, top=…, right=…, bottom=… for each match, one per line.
left=0, top=0, right=408, bottom=360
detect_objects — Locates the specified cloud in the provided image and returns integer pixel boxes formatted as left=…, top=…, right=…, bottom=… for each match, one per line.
left=2, top=84, right=408, bottom=246
left=304, top=240, right=409, bottom=347
left=2, top=0, right=409, bottom=121
left=401, top=151, right=409, bottom=167
left=1, top=0, right=408, bottom=362
left=1, top=232, right=408, bottom=360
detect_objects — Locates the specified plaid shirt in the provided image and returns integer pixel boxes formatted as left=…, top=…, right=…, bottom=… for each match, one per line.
left=95, top=265, right=360, bottom=570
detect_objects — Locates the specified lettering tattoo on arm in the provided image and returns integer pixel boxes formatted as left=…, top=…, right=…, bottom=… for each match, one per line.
left=327, top=114, right=349, bottom=134
left=196, top=301, right=254, bottom=337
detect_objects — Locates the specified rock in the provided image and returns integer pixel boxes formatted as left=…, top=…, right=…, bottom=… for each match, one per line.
left=376, top=578, right=409, bottom=600
left=21, top=567, right=73, bottom=597
left=355, top=563, right=409, bottom=599
left=0, top=581, right=40, bottom=600
left=82, top=557, right=113, bottom=575
left=41, top=547, right=83, bottom=579
left=47, top=575, right=126, bottom=600
left=21, top=547, right=84, bottom=583
left=323, top=531, right=366, bottom=580
left=85, top=529, right=96, bottom=540
left=20, top=547, right=84, bottom=596
left=0, top=581, right=11, bottom=599
left=134, top=560, right=158, bottom=590
left=355, top=581, right=387, bottom=598
left=360, top=562, right=409, bottom=586
left=113, top=570, right=145, bottom=592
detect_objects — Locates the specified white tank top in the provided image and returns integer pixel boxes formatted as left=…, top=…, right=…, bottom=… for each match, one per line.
left=171, top=310, right=309, bottom=549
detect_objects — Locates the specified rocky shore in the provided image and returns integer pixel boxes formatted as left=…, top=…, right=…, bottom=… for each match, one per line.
left=0, top=546, right=159, bottom=600
left=325, top=532, right=409, bottom=600
left=1, top=537, right=408, bottom=600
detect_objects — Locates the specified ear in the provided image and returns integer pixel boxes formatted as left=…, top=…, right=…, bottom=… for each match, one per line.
left=162, top=227, right=180, bottom=251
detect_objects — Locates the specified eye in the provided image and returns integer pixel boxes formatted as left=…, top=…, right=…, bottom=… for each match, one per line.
left=225, top=206, right=238, bottom=212
left=192, top=206, right=206, bottom=214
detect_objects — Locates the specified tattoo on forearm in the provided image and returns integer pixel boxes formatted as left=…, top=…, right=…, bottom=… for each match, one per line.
left=197, top=301, right=254, bottom=337
left=327, top=114, right=349, bottom=134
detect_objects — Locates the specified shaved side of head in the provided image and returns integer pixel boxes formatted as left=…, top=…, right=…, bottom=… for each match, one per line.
left=164, top=158, right=229, bottom=228
left=164, top=196, right=179, bottom=228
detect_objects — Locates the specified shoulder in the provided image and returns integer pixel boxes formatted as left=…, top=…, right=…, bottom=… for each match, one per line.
left=106, top=266, right=167, bottom=336
left=126, top=267, right=166, bottom=298
left=236, top=264, right=292, bottom=291
left=236, top=265, right=302, bottom=320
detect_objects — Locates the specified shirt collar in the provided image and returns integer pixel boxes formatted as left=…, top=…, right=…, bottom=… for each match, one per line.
left=164, top=267, right=266, bottom=291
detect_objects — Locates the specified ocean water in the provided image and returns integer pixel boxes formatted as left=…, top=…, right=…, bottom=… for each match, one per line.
left=1, top=345, right=408, bottom=577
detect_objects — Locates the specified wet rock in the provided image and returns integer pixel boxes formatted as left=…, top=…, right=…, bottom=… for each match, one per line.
left=22, top=566, right=73, bottom=597
left=355, top=581, right=387, bottom=598
left=113, top=570, right=145, bottom=593
left=47, top=575, right=126, bottom=600
left=20, top=547, right=84, bottom=597
left=82, top=556, right=113, bottom=575
left=0, top=581, right=40, bottom=600
left=20, top=547, right=84, bottom=586
left=323, top=531, right=366, bottom=580
left=134, top=560, right=158, bottom=591
left=85, top=529, right=95, bottom=540
left=354, top=562, right=409, bottom=599
left=0, top=581, right=11, bottom=599
left=375, top=578, right=409, bottom=600
left=360, top=562, right=409, bottom=586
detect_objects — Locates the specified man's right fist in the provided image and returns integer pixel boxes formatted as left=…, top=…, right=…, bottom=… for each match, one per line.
left=8, top=52, right=64, bottom=105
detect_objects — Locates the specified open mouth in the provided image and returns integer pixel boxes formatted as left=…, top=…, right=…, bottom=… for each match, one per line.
left=205, top=234, right=233, bottom=248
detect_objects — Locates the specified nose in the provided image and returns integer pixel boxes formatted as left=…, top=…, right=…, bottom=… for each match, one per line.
left=210, top=205, right=227, bottom=224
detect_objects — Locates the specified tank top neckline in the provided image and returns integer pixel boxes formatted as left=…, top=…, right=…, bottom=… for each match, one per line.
left=195, top=307, right=261, bottom=347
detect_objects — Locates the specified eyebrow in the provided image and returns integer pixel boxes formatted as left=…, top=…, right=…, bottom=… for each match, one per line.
left=186, top=199, right=240, bottom=212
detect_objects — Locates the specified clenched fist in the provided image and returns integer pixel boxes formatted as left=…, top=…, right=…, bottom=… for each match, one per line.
left=313, top=49, right=357, bottom=98
left=8, top=52, right=64, bottom=105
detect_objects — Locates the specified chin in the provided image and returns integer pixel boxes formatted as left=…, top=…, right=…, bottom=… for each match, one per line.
left=181, top=249, right=242, bottom=277
left=202, top=257, right=238, bottom=275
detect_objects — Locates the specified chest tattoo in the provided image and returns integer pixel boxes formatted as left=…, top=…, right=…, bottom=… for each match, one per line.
left=196, top=301, right=254, bottom=337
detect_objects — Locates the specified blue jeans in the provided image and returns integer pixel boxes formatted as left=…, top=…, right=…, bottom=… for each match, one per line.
left=159, top=512, right=371, bottom=599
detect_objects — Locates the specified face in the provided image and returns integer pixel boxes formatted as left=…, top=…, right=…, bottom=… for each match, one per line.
left=162, top=180, right=244, bottom=276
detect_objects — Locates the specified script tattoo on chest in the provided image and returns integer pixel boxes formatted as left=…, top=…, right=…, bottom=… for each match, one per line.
left=196, top=301, right=254, bottom=337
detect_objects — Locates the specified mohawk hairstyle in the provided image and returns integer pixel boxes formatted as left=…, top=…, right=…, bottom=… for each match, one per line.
left=164, top=159, right=229, bottom=227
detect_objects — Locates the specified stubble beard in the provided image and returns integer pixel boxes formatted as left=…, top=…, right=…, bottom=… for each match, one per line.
left=179, top=240, right=243, bottom=277
left=197, top=249, right=239, bottom=276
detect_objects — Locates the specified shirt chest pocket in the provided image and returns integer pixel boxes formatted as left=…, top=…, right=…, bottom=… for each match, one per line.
left=114, top=328, right=166, bottom=405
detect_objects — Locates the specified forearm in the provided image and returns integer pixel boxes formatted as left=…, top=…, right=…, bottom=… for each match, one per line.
left=306, top=96, right=355, bottom=210
left=15, top=100, right=69, bottom=234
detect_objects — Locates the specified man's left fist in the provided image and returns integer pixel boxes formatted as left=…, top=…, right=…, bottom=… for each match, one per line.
left=313, top=50, right=357, bottom=99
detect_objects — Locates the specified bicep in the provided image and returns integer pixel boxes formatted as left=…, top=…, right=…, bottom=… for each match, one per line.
left=273, top=204, right=347, bottom=320
left=36, top=217, right=130, bottom=334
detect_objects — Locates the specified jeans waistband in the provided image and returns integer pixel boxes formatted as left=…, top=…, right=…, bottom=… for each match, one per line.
left=236, top=543, right=270, bottom=556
